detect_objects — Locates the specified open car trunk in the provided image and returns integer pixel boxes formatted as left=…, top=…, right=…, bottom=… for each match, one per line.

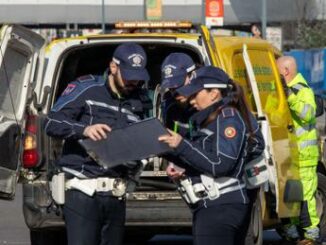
left=48, top=42, right=204, bottom=227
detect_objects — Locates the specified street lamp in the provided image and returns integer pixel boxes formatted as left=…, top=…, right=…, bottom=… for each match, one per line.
left=261, top=0, right=267, bottom=39
left=202, top=0, right=206, bottom=25
left=102, top=0, right=106, bottom=33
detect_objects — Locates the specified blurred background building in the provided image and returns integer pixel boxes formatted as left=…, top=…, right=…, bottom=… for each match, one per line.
left=0, top=0, right=325, bottom=50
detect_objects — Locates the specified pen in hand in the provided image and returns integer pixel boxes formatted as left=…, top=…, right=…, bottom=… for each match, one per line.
left=173, top=121, right=178, bottom=133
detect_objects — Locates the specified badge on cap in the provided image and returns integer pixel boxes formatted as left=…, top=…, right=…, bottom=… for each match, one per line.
left=164, top=67, right=173, bottom=78
left=163, top=64, right=176, bottom=78
left=224, top=127, right=237, bottom=138
left=133, top=56, right=141, bottom=65
left=128, top=53, right=144, bottom=67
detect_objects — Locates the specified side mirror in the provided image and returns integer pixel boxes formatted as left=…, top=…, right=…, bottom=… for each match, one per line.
left=315, top=95, right=324, bottom=117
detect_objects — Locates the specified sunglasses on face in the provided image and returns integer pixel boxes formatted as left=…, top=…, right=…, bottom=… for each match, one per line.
left=123, top=80, right=145, bottom=88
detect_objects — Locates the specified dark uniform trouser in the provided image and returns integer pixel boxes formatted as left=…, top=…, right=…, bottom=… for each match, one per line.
left=193, top=203, right=250, bottom=245
left=63, top=190, right=125, bottom=245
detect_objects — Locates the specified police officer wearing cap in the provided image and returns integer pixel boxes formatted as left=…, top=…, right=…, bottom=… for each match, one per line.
left=44, top=43, right=151, bottom=245
left=161, top=53, right=196, bottom=131
left=159, top=66, right=265, bottom=245
left=160, top=53, right=197, bottom=179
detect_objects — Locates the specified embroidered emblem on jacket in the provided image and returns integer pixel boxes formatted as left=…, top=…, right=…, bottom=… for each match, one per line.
left=224, top=126, right=237, bottom=138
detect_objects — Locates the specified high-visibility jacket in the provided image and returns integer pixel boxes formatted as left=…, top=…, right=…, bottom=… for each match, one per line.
left=287, top=73, right=319, bottom=167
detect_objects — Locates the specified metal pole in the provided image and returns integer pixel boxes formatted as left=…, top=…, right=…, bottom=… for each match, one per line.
left=201, top=0, right=206, bottom=25
left=101, top=0, right=105, bottom=33
left=261, top=0, right=267, bottom=38
left=144, top=0, right=147, bottom=21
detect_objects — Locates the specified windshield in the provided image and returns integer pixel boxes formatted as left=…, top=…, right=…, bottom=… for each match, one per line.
left=0, top=44, right=29, bottom=119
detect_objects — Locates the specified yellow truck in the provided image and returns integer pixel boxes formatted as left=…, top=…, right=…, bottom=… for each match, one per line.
left=0, top=22, right=325, bottom=245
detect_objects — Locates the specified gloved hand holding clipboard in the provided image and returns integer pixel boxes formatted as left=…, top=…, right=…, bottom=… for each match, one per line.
left=79, top=118, right=171, bottom=168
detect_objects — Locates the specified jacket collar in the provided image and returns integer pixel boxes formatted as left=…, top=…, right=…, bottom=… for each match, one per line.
left=191, top=98, right=226, bottom=127
left=288, top=73, right=308, bottom=87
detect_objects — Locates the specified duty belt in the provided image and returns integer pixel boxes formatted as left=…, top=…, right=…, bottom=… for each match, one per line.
left=178, top=176, right=245, bottom=205
left=65, top=177, right=127, bottom=197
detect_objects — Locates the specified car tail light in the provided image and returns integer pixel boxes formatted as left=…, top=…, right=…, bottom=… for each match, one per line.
left=22, top=115, right=39, bottom=168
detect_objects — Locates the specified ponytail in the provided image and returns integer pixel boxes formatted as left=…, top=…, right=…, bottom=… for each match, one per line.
left=228, top=80, right=254, bottom=139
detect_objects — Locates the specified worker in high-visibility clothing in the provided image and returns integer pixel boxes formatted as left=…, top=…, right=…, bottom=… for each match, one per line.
left=277, top=56, right=320, bottom=245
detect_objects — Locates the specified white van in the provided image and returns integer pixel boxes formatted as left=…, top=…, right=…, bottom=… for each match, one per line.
left=1, top=23, right=326, bottom=245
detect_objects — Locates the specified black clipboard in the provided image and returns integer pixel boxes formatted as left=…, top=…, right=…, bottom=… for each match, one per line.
left=79, top=118, right=171, bottom=168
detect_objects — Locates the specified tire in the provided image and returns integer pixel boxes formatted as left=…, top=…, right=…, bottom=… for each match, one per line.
left=123, top=234, right=154, bottom=245
left=245, top=190, right=263, bottom=245
left=316, top=173, right=326, bottom=238
left=30, top=229, right=67, bottom=245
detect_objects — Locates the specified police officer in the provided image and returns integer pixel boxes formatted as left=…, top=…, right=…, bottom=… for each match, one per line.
left=277, top=56, right=320, bottom=245
left=160, top=53, right=196, bottom=131
left=159, top=66, right=265, bottom=245
left=44, top=43, right=151, bottom=245
left=160, top=52, right=196, bottom=179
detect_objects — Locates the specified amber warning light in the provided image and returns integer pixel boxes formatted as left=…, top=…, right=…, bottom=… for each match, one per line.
left=115, top=21, right=192, bottom=29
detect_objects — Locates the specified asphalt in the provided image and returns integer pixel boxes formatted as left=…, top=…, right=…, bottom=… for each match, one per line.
left=0, top=184, right=285, bottom=245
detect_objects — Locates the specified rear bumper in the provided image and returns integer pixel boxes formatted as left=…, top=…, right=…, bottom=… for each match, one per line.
left=23, top=184, right=191, bottom=229
left=126, top=191, right=192, bottom=226
left=23, top=182, right=64, bottom=229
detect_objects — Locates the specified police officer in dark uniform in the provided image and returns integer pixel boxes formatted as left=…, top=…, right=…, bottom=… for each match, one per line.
left=44, top=43, right=151, bottom=245
left=160, top=53, right=196, bottom=134
left=160, top=52, right=196, bottom=178
left=159, top=66, right=265, bottom=245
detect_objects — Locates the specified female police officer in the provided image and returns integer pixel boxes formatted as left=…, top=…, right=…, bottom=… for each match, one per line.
left=159, top=66, right=265, bottom=245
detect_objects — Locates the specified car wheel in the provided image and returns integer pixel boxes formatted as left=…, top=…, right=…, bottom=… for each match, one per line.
left=30, top=229, right=67, bottom=245
left=316, top=173, right=326, bottom=238
left=245, top=190, right=263, bottom=245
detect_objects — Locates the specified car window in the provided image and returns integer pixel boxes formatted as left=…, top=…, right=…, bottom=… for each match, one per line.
left=231, top=49, right=289, bottom=126
left=0, top=44, right=29, bottom=119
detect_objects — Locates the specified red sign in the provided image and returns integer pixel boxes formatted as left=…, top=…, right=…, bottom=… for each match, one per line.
left=205, top=0, right=224, bottom=27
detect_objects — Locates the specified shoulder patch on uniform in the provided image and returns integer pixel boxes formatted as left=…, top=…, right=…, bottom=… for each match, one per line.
left=224, top=126, right=237, bottom=138
left=61, top=83, right=76, bottom=96
left=77, top=75, right=95, bottom=83
left=221, top=108, right=235, bottom=118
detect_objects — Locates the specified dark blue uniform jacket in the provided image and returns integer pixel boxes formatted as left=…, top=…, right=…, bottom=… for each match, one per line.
left=175, top=100, right=265, bottom=207
left=44, top=74, right=151, bottom=178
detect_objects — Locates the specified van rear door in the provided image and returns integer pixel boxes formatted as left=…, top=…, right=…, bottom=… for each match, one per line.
left=212, top=36, right=301, bottom=218
left=0, top=25, right=45, bottom=199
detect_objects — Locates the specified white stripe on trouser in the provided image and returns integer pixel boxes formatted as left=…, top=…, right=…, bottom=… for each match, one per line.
left=300, top=140, right=318, bottom=149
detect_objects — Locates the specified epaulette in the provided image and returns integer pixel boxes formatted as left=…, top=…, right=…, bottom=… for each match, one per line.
left=221, top=107, right=235, bottom=118
left=77, top=74, right=96, bottom=83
